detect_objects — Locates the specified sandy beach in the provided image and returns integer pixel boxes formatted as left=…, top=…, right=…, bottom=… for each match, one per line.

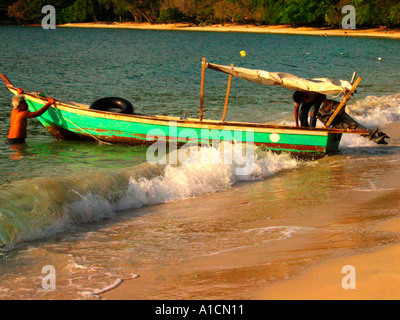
left=101, top=198, right=400, bottom=301
left=59, top=22, right=400, bottom=39
left=1, top=23, right=399, bottom=302
left=99, top=121, right=400, bottom=301
left=257, top=218, right=400, bottom=300
left=256, top=122, right=400, bottom=300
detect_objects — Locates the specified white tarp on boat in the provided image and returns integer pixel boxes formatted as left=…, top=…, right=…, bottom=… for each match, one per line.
left=206, top=62, right=352, bottom=96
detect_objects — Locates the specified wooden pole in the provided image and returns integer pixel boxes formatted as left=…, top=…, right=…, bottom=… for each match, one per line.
left=350, top=71, right=357, bottom=84
left=0, top=74, right=13, bottom=88
left=199, top=58, right=206, bottom=121
left=325, top=77, right=362, bottom=128
left=222, top=63, right=234, bottom=122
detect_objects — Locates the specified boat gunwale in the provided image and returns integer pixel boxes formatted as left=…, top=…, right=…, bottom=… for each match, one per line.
left=8, top=87, right=371, bottom=137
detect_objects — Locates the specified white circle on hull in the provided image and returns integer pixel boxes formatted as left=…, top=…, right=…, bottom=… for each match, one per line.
left=270, top=133, right=280, bottom=143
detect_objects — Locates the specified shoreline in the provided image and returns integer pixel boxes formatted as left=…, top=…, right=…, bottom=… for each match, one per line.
left=101, top=197, right=400, bottom=300
left=256, top=217, right=400, bottom=300
left=101, top=121, right=400, bottom=300
left=58, top=22, right=400, bottom=39
left=257, top=121, right=400, bottom=300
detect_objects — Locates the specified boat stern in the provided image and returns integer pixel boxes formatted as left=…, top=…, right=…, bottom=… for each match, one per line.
left=326, top=132, right=343, bottom=154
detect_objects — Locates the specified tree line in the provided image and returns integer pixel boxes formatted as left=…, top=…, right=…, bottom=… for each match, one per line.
left=2, top=0, right=400, bottom=27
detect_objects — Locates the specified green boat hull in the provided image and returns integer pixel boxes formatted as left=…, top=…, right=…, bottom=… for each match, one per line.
left=20, top=91, right=342, bottom=159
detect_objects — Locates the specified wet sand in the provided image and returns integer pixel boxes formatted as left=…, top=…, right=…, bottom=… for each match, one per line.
left=102, top=200, right=400, bottom=300
left=60, top=22, right=400, bottom=39
left=1, top=122, right=397, bottom=300
left=257, top=218, right=400, bottom=300
left=1, top=24, right=399, bottom=301
left=101, top=122, right=400, bottom=300
left=258, top=122, right=400, bottom=300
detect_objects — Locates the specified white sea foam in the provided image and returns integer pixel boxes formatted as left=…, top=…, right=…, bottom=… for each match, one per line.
left=340, top=134, right=377, bottom=148
left=348, top=93, right=400, bottom=128
left=116, top=144, right=298, bottom=211
left=5, top=93, right=398, bottom=247
left=203, top=226, right=313, bottom=257
left=243, top=225, right=314, bottom=241
left=0, top=144, right=299, bottom=248
left=340, top=93, right=400, bottom=148
left=281, top=93, right=400, bottom=149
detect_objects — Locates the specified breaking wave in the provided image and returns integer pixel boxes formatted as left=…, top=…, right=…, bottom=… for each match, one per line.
left=2, top=93, right=398, bottom=249
left=348, top=93, right=400, bottom=127
left=341, top=92, right=400, bottom=147
left=0, top=144, right=298, bottom=248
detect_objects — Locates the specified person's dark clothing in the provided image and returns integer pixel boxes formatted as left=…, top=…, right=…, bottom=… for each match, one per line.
left=297, top=92, right=326, bottom=127
left=6, top=138, right=26, bottom=145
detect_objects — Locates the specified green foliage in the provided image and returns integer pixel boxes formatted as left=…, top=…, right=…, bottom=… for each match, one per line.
left=389, top=3, right=400, bottom=25
left=113, top=0, right=133, bottom=21
left=280, top=0, right=338, bottom=26
left=59, top=0, right=95, bottom=23
left=4, top=0, right=400, bottom=27
left=352, top=0, right=400, bottom=27
left=196, top=6, right=215, bottom=25
left=159, top=7, right=186, bottom=23
left=0, top=0, right=15, bottom=21
left=259, top=0, right=285, bottom=25
left=353, top=0, right=375, bottom=26
left=8, top=0, right=47, bottom=23
left=7, top=0, right=75, bottom=24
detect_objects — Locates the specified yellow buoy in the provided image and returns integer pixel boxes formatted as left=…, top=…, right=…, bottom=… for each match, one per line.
left=240, top=50, right=246, bottom=57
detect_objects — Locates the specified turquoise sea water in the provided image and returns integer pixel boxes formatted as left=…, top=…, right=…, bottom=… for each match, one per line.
left=0, top=26, right=399, bottom=184
left=0, top=26, right=399, bottom=299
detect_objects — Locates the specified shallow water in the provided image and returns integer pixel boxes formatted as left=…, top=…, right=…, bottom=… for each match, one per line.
left=0, top=26, right=399, bottom=299
left=2, top=146, right=400, bottom=299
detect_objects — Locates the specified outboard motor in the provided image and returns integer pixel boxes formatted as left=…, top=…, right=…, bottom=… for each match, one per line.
left=89, top=97, right=134, bottom=114
left=317, top=99, right=389, bottom=145
left=367, top=128, right=390, bottom=145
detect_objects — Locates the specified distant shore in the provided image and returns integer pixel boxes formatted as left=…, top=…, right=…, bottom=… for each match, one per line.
left=59, top=22, right=400, bottom=39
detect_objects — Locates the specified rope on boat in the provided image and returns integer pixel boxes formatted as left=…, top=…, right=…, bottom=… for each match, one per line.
left=37, top=95, right=113, bottom=145
left=57, top=113, right=113, bottom=145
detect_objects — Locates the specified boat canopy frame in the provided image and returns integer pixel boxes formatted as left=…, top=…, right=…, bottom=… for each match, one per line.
left=198, top=57, right=361, bottom=127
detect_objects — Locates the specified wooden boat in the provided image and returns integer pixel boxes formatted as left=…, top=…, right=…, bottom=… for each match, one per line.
left=1, top=59, right=370, bottom=159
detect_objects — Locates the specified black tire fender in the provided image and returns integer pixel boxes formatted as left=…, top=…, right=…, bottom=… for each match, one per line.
left=89, top=97, right=134, bottom=114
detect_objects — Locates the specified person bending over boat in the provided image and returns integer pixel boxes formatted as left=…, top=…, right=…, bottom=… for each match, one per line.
left=6, top=88, right=56, bottom=144
left=292, top=91, right=326, bottom=127
left=317, top=98, right=389, bottom=145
